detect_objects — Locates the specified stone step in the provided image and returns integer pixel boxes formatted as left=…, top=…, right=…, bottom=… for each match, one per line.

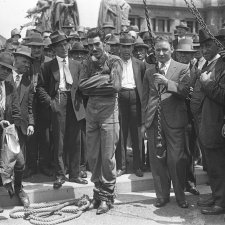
left=0, top=168, right=208, bottom=207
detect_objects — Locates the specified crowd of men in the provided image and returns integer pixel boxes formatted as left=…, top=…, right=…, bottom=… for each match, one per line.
left=0, top=18, right=225, bottom=216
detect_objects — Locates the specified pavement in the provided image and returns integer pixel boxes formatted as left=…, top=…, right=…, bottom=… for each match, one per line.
left=0, top=185, right=225, bottom=225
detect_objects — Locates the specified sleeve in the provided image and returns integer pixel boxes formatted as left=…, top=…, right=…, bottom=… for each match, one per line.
left=28, top=84, right=35, bottom=126
left=79, top=58, right=123, bottom=96
left=142, top=70, right=150, bottom=126
left=167, top=64, right=191, bottom=98
left=36, top=63, right=52, bottom=108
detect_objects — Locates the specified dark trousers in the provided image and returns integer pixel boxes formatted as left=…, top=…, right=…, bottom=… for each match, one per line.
left=118, top=89, right=141, bottom=171
left=51, top=92, right=81, bottom=179
left=147, top=113, right=187, bottom=203
left=80, top=119, right=87, bottom=168
left=204, top=147, right=225, bottom=208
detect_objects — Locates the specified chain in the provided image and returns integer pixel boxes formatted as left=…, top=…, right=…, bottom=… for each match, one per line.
left=184, top=0, right=224, bottom=49
left=143, top=0, right=165, bottom=158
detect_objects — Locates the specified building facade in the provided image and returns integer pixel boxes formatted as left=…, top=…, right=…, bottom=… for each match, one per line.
left=127, top=0, right=225, bottom=37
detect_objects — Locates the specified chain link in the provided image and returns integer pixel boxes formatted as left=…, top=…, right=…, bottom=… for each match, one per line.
left=184, top=0, right=224, bottom=49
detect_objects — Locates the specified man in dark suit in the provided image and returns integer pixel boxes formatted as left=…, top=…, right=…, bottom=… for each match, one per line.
left=141, top=35, right=190, bottom=208
left=37, top=30, right=87, bottom=189
left=12, top=46, right=35, bottom=163
left=192, top=25, right=225, bottom=215
left=0, top=52, right=30, bottom=208
left=116, top=33, right=146, bottom=177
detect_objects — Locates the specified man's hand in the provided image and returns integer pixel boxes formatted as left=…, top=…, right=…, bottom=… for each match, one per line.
left=27, top=125, right=34, bottom=136
left=153, top=73, right=168, bottom=86
left=141, top=125, right=147, bottom=140
left=0, top=120, right=10, bottom=128
left=200, top=71, right=212, bottom=84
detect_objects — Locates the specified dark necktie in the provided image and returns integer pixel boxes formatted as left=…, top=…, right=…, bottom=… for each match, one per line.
left=201, top=60, right=208, bottom=71
left=195, top=59, right=200, bottom=69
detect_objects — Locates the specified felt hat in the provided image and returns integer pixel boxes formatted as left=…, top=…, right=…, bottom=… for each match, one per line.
left=106, top=34, right=120, bottom=45
left=102, top=22, right=115, bottom=29
left=13, top=45, right=33, bottom=59
left=49, top=30, right=70, bottom=46
left=134, top=37, right=149, bottom=49
left=199, top=25, right=218, bottom=43
left=119, top=33, right=134, bottom=45
left=69, top=42, right=89, bottom=53
left=176, top=21, right=189, bottom=31
left=26, top=33, right=45, bottom=46
left=11, top=28, right=21, bottom=38
left=176, top=39, right=197, bottom=52
left=0, top=52, right=16, bottom=70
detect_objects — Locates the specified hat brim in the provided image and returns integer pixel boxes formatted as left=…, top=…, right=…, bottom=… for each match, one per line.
left=26, top=42, right=45, bottom=46
left=103, top=26, right=115, bottom=29
left=0, top=61, right=16, bottom=70
left=107, top=42, right=119, bottom=45
left=13, top=52, right=33, bottom=60
left=134, top=43, right=149, bottom=49
left=176, top=49, right=197, bottom=52
left=49, top=37, right=71, bottom=46
left=176, top=26, right=189, bottom=31
left=119, top=43, right=134, bottom=46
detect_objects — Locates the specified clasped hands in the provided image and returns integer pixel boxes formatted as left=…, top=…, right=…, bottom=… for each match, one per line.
left=153, top=73, right=168, bottom=87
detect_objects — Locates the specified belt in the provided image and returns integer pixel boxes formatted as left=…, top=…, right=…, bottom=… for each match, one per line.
left=120, top=87, right=136, bottom=92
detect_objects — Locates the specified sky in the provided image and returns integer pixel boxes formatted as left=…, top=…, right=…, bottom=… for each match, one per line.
left=0, top=0, right=101, bottom=39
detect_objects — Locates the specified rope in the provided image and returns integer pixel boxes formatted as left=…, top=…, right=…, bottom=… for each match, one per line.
left=9, top=195, right=90, bottom=225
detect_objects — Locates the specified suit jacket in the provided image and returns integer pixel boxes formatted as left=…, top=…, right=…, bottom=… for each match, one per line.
left=37, top=58, right=85, bottom=121
left=196, top=57, right=225, bottom=148
left=16, top=75, right=35, bottom=135
left=142, top=59, right=190, bottom=129
left=2, top=80, right=21, bottom=127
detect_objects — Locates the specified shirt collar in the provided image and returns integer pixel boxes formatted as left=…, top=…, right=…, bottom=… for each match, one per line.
left=56, top=56, right=69, bottom=63
left=159, top=59, right=171, bottom=69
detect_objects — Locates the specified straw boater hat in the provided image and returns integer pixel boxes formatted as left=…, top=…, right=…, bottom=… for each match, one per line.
left=0, top=52, right=16, bottom=70
left=102, top=22, right=115, bottom=30
left=134, top=37, right=149, bottom=49
left=199, top=25, right=218, bottom=43
left=119, top=33, right=134, bottom=45
left=49, top=30, right=71, bottom=46
left=175, top=39, right=197, bottom=52
left=26, top=33, right=45, bottom=46
left=69, top=42, right=89, bottom=53
left=176, top=21, right=189, bottom=31
left=13, top=45, right=33, bottom=60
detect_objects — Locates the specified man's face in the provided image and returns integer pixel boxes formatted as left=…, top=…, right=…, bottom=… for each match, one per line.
left=0, top=65, right=12, bottom=81
left=62, top=28, right=72, bottom=36
left=71, top=51, right=88, bottom=61
left=176, top=51, right=194, bottom=64
left=14, top=56, right=31, bottom=74
left=31, top=45, right=44, bottom=59
left=177, top=28, right=187, bottom=38
left=133, top=46, right=148, bottom=61
left=88, top=36, right=104, bottom=59
left=103, top=28, right=113, bottom=36
left=201, top=40, right=219, bottom=61
left=12, top=35, right=20, bottom=43
left=194, top=47, right=203, bottom=59
left=120, top=45, right=133, bottom=61
left=53, top=40, right=69, bottom=58
left=109, top=44, right=120, bottom=56
left=155, top=41, right=173, bottom=64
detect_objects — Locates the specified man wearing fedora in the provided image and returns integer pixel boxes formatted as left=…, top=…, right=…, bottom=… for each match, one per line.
left=79, top=28, right=123, bottom=214
left=142, top=35, right=190, bottom=209
left=26, top=33, right=53, bottom=178
left=117, top=33, right=145, bottom=177
left=172, top=21, right=189, bottom=50
left=102, top=21, right=115, bottom=37
left=106, top=34, right=120, bottom=56
left=191, top=25, right=225, bottom=215
left=12, top=46, right=35, bottom=172
left=37, top=30, right=87, bottom=189
left=0, top=52, right=30, bottom=208
left=175, top=39, right=200, bottom=196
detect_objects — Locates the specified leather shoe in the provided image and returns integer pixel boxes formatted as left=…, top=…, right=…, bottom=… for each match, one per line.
left=15, top=189, right=30, bottom=208
left=201, top=205, right=225, bottom=215
left=186, top=186, right=200, bottom=196
left=80, top=170, right=87, bottom=179
left=53, top=177, right=66, bottom=189
left=69, top=177, right=88, bottom=184
left=116, top=169, right=126, bottom=177
left=89, top=199, right=101, bottom=210
left=96, top=201, right=110, bottom=215
left=177, top=200, right=189, bottom=208
left=135, top=169, right=143, bottom=177
left=154, top=198, right=169, bottom=207
left=197, top=196, right=215, bottom=207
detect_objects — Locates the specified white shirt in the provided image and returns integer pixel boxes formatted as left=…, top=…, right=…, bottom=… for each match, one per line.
left=121, top=59, right=136, bottom=89
left=13, top=70, right=23, bottom=87
left=193, top=56, right=206, bottom=70
left=158, top=59, right=171, bottom=76
left=56, top=56, right=69, bottom=91
left=0, top=81, right=6, bottom=111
